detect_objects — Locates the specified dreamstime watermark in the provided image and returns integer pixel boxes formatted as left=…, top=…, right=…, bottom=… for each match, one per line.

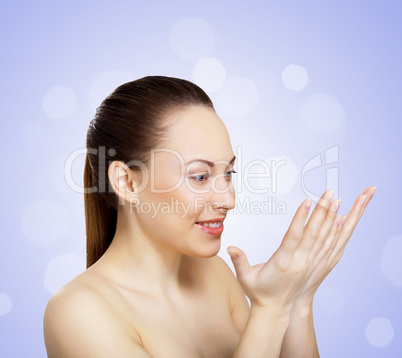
left=64, top=144, right=340, bottom=214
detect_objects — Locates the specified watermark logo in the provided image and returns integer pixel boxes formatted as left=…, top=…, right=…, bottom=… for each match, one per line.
left=301, top=145, right=339, bottom=202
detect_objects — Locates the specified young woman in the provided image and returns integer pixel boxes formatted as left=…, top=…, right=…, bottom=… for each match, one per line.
left=43, top=76, right=376, bottom=357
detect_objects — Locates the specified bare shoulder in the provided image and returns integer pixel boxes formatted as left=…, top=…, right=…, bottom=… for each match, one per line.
left=209, top=254, right=237, bottom=277
left=43, top=273, right=149, bottom=357
left=190, top=255, right=236, bottom=286
left=207, top=255, right=243, bottom=294
left=208, top=254, right=251, bottom=334
left=192, top=255, right=244, bottom=306
left=192, top=253, right=234, bottom=273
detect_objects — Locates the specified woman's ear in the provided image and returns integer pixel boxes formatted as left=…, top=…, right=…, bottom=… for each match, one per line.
left=108, top=161, right=141, bottom=206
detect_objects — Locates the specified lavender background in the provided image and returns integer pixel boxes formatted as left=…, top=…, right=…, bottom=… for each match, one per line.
left=1, top=1, right=401, bottom=357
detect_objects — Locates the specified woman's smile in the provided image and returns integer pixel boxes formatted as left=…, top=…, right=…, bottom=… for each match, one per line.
left=195, top=218, right=225, bottom=235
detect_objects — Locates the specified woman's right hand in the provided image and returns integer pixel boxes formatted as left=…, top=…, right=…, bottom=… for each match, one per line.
left=227, top=187, right=375, bottom=311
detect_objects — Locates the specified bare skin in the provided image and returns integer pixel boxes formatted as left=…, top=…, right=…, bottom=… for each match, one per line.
left=43, top=105, right=376, bottom=357
left=43, top=254, right=243, bottom=357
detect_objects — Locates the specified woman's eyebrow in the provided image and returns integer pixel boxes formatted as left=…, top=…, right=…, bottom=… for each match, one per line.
left=184, top=155, right=236, bottom=167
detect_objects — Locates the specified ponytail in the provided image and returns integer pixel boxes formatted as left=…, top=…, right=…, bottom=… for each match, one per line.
left=84, top=154, right=117, bottom=268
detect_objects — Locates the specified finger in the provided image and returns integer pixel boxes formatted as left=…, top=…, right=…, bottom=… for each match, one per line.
left=343, top=186, right=377, bottom=221
left=328, top=192, right=367, bottom=263
left=298, top=190, right=335, bottom=252
left=316, top=199, right=342, bottom=249
left=279, top=198, right=313, bottom=254
left=307, top=215, right=344, bottom=286
left=326, top=214, right=348, bottom=264
left=356, top=186, right=377, bottom=221
left=330, top=186, right=377, bottom=261
left=324, top=213, right=345, bottom=260
left=329, top=214, right=344, bottom=252
left=312, top=214, right=342, bottom=266
left=339, top=186, right=376, bottom=245
left=227, top=246, right=251, bottom=284
left=309, top=200, right=341, bottom=260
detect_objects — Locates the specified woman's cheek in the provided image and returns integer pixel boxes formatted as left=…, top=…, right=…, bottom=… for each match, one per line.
left=181, top=184, right=210, bottom=217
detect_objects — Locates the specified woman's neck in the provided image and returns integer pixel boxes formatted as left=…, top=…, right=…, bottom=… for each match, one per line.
left=91, top=217, right=193, bottom=301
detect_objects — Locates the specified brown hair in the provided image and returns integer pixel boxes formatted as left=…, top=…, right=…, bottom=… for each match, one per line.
left=84, top=75, right=214, bottom=268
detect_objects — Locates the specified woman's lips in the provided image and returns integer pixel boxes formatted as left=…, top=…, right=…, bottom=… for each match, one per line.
left=195, top=222, right=224, bottom=235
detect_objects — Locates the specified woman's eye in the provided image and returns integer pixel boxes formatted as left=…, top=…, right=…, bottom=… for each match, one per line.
left=225, top=170, right=237, bottom=179
left=190, top=170, right=237, bottom=184
left=190, top=174, right=211, bottom=183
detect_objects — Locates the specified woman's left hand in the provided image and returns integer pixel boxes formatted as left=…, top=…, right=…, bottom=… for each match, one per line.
left=292, top=185, right=377, bottom=304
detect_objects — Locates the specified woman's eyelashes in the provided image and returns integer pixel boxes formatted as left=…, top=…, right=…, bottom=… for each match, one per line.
left=191, top=174, right=211, bottom=183
left=225, top=170, right=237, bottom=178
left=190, top=170, right=237, bottom=183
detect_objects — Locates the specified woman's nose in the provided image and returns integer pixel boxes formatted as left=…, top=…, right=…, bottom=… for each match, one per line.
left=210, top=176, right=236, bottom=212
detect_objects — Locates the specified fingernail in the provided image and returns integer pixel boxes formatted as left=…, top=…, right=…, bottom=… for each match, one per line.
left=361, top=194, right=367, bottom=207
left=305, top=198, right=313, bottom=211
left=370, top=186, right=377, bottom=199
left=331, top=199, right=342, bottom=212
left=227, top=248, right=238, bottom=258
left=326, top=190, right=335, bottom=203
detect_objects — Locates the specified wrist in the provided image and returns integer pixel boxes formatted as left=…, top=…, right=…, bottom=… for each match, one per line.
left=292, top=294, right=314, bottom=308
left=250, top=300, right=293, bottom=321
left=290, top=296, right=314, bottom=319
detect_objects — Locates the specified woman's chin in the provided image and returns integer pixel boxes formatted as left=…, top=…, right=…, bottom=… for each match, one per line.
left=194, top=241, right=222, bottom=258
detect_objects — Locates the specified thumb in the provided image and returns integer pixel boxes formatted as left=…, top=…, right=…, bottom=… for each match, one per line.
left=227, top=246, right=250, bottom=282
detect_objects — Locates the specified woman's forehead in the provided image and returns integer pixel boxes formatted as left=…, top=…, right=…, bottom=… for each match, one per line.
left=157, top=106, right=234, bottom=166
left=151, top=147, right=235, bottom=170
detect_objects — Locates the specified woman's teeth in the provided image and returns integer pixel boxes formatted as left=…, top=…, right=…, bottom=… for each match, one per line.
left=198, top=222, right=223, bottom=228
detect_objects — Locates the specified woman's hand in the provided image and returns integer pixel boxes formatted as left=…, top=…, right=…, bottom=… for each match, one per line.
left=227, top=186, right=377, bottom=311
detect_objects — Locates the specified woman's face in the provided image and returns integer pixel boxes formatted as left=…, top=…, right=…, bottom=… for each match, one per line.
left=132, top=105, right=236, bottom=257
